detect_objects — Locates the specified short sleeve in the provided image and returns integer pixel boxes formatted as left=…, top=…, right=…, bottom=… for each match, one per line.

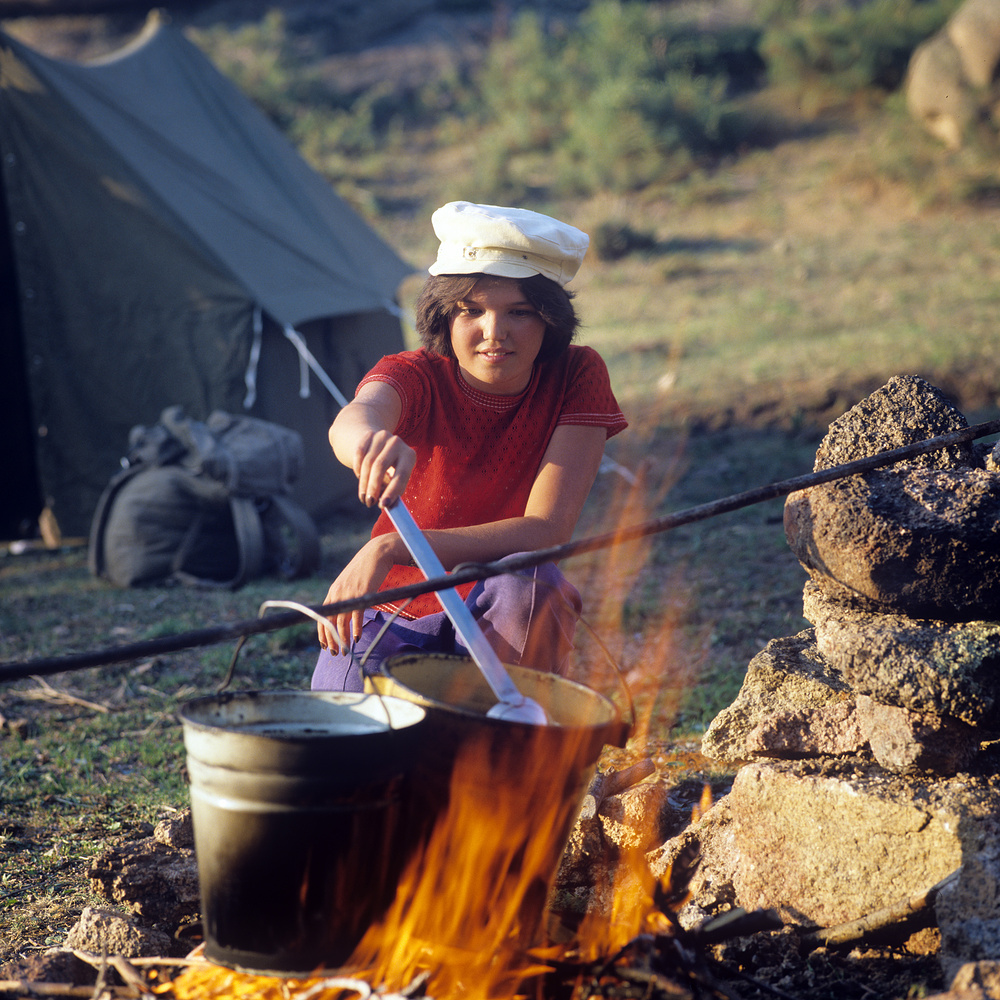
left=556, top=346, right=628, bottom=439
left=357, top=352, right=433, bottom=437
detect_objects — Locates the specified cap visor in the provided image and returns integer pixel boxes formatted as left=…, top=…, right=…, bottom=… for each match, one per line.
left=428, top=260, right=548, bottom=280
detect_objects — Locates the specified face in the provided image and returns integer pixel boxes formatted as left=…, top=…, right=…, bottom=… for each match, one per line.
left=448, top=277, right=547, bottom=395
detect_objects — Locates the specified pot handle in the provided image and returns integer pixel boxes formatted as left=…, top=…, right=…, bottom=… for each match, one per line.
left=257, top=598, right=340, bottom=638
left=216, top=600, right=397, bottom=731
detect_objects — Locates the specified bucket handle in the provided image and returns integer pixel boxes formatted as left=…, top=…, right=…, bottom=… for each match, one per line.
left=574, top=613, right=637, bottom=743
left=260, top=600, right=396, bottom=730
left=219, top=634, right=250, bottom=693
left=216, top=600, right=397, bottom=731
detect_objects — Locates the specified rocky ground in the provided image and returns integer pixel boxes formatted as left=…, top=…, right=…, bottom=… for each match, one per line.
left=0, top=744, right=956, bottom=1000
left=649, top=378, right=1000, bottom=1000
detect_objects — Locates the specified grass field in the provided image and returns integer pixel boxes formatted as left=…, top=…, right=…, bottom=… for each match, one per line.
left=3, top=2, right=1000, bottom=971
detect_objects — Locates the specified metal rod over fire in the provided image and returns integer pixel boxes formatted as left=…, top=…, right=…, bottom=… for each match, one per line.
left=3, top=416, right=999, bottom=683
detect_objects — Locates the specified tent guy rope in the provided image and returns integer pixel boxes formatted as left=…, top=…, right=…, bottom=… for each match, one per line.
left=2, top=417, right=999, bottom=684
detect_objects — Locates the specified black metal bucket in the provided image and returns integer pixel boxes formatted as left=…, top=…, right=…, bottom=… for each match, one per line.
left=365, top=654, right=631, bottom=946
left=179, top=690, right=426, bottom=976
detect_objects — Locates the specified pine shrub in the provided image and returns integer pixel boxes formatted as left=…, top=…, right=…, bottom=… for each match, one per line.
left=470, top=1, right=760, bottom=199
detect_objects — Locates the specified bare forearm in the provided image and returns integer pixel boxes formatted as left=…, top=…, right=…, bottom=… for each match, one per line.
left=329, top=386, right=412, bottom=507
left=392, top=425, right=607, bottom=570
left=403, top=516, right=571, bottom=571
left=329, top=401, right=384, bottom=469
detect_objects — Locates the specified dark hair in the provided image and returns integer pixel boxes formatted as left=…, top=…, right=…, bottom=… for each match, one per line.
left=414, top=273, right=579, bottom=363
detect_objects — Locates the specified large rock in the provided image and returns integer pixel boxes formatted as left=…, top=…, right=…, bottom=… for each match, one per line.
left=703, top=617, right=985, bottom=774
left=785, top=463, right=1000, bottom=617
left=88, top=826, right=199, bottom=933
left=948, top=0, right=1000, bottom=88
left=0, top=950, right=98, bottom=989
left=554, top=758, right=707, bottom=925
left=936, top=797, right=1000, bottom=983
left=811, top=375, right=972, bottom=474
left=940, top=961, right=1000, bottom=998
left=906, top=32, right=981, bottom=149
left=655, top=757, right=1000, bottom=930
left=906, top=0, right=1000, bottom=152
left=804, top=582, right=1000, bottom=727
left=784, top=376, right=1000, bottom=617
left=726, top=760, right=966, bottom=927
left=63, top=905, right=174, bottom=959
left=647, top=795, right=740, bottom=929
left=701, top=630, right=862, bottom=764
left=856, top=695, right=981, bottom=775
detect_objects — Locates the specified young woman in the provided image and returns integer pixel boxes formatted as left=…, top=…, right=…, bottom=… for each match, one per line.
left=312, top=201, right=627, bottom=692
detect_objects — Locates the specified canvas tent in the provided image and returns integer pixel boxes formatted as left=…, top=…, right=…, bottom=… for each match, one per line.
left=0, top=11, right=413, bottom=540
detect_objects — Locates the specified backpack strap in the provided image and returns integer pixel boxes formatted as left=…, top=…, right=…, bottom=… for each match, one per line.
left=228, top=496, right=268, bottom=587
left=88, top=463, right=147, bottom=581
left=262, top=494, right=321, bottom=580
left=170, top=494, right=266, bottom=590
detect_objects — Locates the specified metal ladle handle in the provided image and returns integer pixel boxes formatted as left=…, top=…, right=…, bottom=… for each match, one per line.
left=384, top=499, right=549, bottom=725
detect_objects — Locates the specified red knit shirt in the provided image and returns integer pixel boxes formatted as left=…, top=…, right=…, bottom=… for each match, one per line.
left=359, top=345, right=627, bottom=618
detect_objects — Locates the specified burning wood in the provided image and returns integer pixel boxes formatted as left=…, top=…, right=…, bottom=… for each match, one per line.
left=16, top=734, right=953, bottom=1000
left=152, top=742, right=730, bottom=1000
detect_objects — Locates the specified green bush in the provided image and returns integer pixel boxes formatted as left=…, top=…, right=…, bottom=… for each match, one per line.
left=651, top=22, right=765, bottom=95
left=190, top=11, right=329, bottom=129
left=761, top=0, right=961, bottom=99
left=592, top=220, right=658, bottom=261
left=470, top=2, right=760, bottom=199
left=187, top=0, right=970, bottom=204
left=187, top=2, right=769, bottom=201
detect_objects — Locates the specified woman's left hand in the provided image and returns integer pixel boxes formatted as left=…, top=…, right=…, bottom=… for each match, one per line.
left=317, top=534, right=400, bottom=653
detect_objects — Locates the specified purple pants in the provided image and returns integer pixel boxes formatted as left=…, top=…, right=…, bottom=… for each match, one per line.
left=310, top=559, right=581, bottom=692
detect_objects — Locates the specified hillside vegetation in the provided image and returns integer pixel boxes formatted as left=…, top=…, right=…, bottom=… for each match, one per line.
left=7, top=0, right=1000, bottom=437
left=174, top=0, right=1000, bottom=430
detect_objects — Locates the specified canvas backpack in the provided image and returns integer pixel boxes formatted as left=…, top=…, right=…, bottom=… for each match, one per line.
left=88, top=406, right=320, bottom=588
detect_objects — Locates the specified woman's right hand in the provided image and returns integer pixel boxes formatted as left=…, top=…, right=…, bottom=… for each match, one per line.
left=352, top=429, right=415, bottom=509
left=316, top=534, right=399, bottom=654
left=320, top=382, right=412, bottom=653
left=330, top=382, right=412, bottom=510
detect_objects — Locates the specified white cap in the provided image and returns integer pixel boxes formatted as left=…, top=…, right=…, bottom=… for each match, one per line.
left=428, top=201, right=589, bottom=286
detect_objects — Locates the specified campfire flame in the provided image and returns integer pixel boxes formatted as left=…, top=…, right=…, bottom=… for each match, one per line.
left=571, top=442, right=696, bottom=748
left=163, top=447, right=707, bottom=999
left=162, top=737, right=708, bottom=1000
left=346, top=729, right=582, bottom=998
